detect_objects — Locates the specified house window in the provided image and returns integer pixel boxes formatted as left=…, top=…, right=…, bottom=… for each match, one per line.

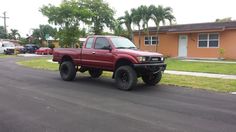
left=198, top=33, right=219, bottom=48
left=145, top=36, right=158, bottom=45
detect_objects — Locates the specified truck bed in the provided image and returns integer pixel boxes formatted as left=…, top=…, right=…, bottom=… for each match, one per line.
left=53, top=48, right=82, bottom=63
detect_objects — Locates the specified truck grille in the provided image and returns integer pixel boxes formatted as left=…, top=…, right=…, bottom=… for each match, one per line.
left=146, top=57, right=162, bottom=63
left=5, top=49, right=15, bottom=54
left=151, top=57, right=161, bottom=62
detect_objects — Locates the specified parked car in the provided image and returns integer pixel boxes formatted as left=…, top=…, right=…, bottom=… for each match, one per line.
left=53, top=35, right=166, bottom=91
left=24, top=44, right=39, bottom=53
left=0, top=41, right=16, bottom=55
left=35, top=47, right=53, bottom=55
left=15, top=46, right=26, bottom=54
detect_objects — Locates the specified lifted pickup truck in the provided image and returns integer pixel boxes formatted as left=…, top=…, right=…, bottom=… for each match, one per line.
left=53, top=36, right=166, bottom=90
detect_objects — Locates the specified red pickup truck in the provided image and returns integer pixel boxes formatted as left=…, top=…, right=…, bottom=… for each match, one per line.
left=53, top=35, right=166, bottom=90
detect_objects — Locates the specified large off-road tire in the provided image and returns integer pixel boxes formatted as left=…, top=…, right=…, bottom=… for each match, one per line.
left=59, top=61, right=76, bottom=81
left=89, top=69, right=103, bottom=78
left=142, top=72, right=162, bottom=86
left=114, top=66, right=137, bottom=91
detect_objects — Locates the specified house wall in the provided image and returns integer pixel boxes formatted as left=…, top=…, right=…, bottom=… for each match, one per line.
left=187, top=30, right=236, bottom=59
left=133, top=32, right=179, bottom=57
left=187, top=33, right=220, bottom=58
left=220, top=30, right=236, bottom=59
left=134, top=29, right=236, bottom=59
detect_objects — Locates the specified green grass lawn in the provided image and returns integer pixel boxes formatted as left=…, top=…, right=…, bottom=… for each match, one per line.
left=161, top=74, right=236, bottom=92
left=17, top=58, right=58, bottom=71
left=166, top=58, right=236, bottom=75
left=17, top=58, right=236, bottom=92
left=0, top=54, right=16, bottom=58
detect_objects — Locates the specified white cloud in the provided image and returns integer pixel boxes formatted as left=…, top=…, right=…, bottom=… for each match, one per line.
left=0, top=0, right=61, bottom=36
left=0, top=0, right=235, bottom=36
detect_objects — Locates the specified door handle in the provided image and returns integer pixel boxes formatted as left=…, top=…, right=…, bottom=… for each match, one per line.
left=92, top=52, right=95, bottom=54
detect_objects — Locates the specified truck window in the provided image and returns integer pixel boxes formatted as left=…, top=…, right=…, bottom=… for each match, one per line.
left=95, top=38, right=109, bottom=49
left=85, top=38, right=94, bottom=48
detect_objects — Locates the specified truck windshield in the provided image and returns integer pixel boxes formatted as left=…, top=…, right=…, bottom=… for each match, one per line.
left=110, top=37, right=137, bottom=49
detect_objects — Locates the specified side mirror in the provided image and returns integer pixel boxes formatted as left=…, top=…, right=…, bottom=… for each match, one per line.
left=103, top=45, right=112, bottom=51
left=108, top=45, right=112, bottom=51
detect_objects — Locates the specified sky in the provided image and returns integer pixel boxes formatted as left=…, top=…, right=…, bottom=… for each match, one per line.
left=0, top=0, right=236, bottom=37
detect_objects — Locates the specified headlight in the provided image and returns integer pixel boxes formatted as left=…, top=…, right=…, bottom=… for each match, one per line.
left=137, top=56, right=147, bottom=62
left=160, top=57, right=164, bottom=61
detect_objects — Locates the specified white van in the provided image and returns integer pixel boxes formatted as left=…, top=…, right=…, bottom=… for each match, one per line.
left=0, top=41, right=16, bottom=54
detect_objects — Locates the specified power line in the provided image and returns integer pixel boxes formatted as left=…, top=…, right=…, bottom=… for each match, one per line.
left=0, top=11, right=9, bottom=34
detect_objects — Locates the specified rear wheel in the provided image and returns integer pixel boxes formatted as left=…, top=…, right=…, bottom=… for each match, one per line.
left=142, top=72, right=162, bottom=86
left=115, top=66, right=137, bottom=91
left=59, top=61, right=76, bottom=81
left=88, top=69, right=103, bottom=78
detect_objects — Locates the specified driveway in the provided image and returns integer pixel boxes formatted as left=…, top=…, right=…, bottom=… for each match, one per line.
left=0, top=57, right=236, bottom=132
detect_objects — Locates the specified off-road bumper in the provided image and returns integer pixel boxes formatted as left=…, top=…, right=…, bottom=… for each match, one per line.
left=134, top=63, right=167, bottom=74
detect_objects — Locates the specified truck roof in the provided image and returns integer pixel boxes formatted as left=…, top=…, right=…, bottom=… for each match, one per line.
left=86, top=35, right=123, bottom=38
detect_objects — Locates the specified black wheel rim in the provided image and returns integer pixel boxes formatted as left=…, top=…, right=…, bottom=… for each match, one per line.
left=117, top=70, right=129, bottom=89
left=149, top=74, right=155, bottom=80
left=120, top=70, right=129, bottom=82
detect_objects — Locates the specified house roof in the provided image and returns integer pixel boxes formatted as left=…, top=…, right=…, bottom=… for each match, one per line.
left=137, top=21, right=236, bottom=33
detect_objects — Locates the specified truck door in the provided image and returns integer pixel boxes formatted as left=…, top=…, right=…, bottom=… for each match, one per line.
left=81, top=37, right=96, bottom=67
left=92, top=37, right=114, bottom=70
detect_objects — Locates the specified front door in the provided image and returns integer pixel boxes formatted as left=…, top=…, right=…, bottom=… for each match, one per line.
left=178, top=35, right=188, bottom=57
left=92, top=37, right=114, bottom=70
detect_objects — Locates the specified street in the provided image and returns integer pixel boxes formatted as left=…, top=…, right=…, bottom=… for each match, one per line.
left=0, top=57, right=236, bottom=132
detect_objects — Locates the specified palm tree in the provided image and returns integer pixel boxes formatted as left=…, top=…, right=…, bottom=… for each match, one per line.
left=118, top=11, right=133, bottom=41
left=131, top=8, right=142, bottom=48
left=149, top=5, right=175, bottom=51
left=138, top=5, right=152, bottom=44
left=113, top=19, right=128, bottom=37
left=9, top=29, right=21, bottom=40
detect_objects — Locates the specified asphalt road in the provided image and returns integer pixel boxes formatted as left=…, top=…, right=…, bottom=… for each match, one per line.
left=0, top=57, right=236, bottom=132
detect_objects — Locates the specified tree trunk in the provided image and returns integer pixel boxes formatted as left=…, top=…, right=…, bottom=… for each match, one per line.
left=138, top=26, right=141, bottom=49
left=146, top=23, right=150, bottom=45
left=130, top=31, right=134, bottom=42
left=156, top=26, right=160, bottom=52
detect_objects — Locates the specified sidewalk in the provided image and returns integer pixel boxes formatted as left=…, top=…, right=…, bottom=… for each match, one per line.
left=181, top=59, right=236, bottom=64
left=17, top=54, right=52, bottom=57
left=165, top=70, right=236, bottom=80
left=17, top=54, right=44, bottom=57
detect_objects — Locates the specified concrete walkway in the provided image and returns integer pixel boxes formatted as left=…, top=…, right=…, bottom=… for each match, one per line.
left=17, top=54, right=44, bottom=57
left=165, top=70, right=236, bottom=80
left=181, top=59, right=236, bottom=64
left=17, top=54, right=52, bottom=57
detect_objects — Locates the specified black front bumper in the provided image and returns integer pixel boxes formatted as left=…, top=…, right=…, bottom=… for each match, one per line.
left=4, top=49, right=15, bottom=55
left=134, top=63, right=167, bottom=75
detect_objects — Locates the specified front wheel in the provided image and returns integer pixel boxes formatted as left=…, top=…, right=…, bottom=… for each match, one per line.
left=114, top=66, right=137, bottom=91
left=142, top=72, right=162, bottom=86
left=88, top=69, right=103, bottom=78
left=59, top=61, right=76, bottom=81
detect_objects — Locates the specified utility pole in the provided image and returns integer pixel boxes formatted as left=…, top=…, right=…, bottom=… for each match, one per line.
left=0, top=11, right=9, bottom=35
